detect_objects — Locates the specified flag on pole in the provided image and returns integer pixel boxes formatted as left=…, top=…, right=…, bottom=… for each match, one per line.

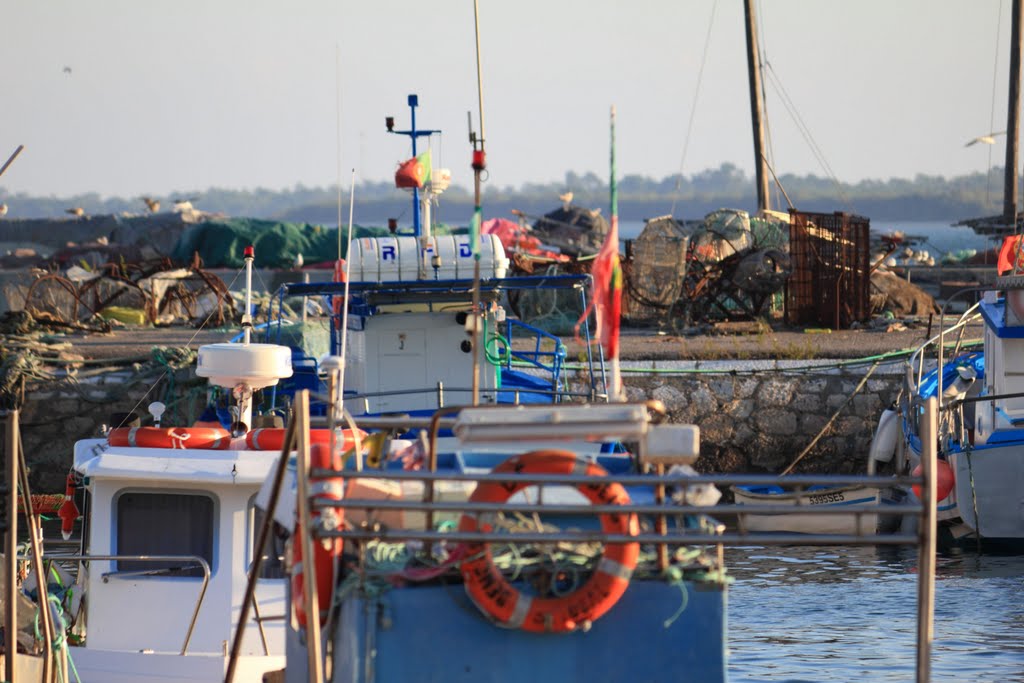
left=417, top=149, right=432, bottom=185
left=576, top=107, right=623, bottom=367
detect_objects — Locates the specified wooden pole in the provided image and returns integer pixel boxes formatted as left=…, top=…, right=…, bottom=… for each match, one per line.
left=743, top=0, right=770, bottom=213
left=1006, top=0, right=1023, bottom=224
left=4, top=412, right=17, bottom=683
left=916, top=397, right=937, bottom=683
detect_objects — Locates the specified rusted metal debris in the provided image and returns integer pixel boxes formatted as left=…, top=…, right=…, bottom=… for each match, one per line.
left=21, top=258, right=235, bottom=328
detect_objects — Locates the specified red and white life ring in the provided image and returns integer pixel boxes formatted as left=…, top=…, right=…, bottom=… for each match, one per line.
left=108, top=426, right=231, bottom=450
left=245, top=428, right=365, bottom=452
left=458, top=449, right=639, bottom=633
left=291, top=442, right=345, bottom=629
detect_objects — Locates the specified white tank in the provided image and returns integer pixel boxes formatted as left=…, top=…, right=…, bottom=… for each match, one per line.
left=196, top=342, right=293, bottom=390
left=347, top=234, right=508, bottom=282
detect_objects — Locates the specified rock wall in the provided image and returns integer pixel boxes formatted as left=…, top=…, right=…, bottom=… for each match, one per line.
left=567, top=359, right=905, bottom=475
left=17, top=359, right=907, bottom=492
left=20, top=366, right=205, bottom=492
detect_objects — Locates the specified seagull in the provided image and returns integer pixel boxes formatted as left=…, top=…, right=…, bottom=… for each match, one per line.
left=965, top=131, right=1006, bottom=147
left=63, top=66, right=72, bottom=75
left=559, top=191, right=573, bottom=210
left=0, top=203, right=7, bottom=217
left=66, top=207, right=84, bottom=218
left=141, top=196, right=160, bottom=213
left=173, top=197, right=198, bottom=212
left=294, top=253, right=304, bottom=269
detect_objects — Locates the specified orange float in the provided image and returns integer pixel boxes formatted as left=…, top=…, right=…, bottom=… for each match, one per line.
left=458, top=449, right=639, bottom=633
left=245, top=427, right=365, bottom=452
left=291, top=442, right=344, bottom=628
left=108, top=426, right=231, bottom=450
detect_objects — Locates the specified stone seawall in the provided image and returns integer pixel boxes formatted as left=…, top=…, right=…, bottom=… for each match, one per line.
left=568, top=359, right=906, bottom=475
left=19, top=358, right=907, bottom=492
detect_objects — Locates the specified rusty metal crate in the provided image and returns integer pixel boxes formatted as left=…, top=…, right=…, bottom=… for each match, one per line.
left=785, top=210, right=870, bottom=329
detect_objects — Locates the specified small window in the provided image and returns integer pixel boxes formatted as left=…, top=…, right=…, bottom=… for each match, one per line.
left=116, top=492, right=215, bottom=577
left=250, top=500, right=288, bottom=579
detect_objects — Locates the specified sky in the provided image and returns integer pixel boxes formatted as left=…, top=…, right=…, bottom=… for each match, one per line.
left=0, top=1, right=1015, bottom=199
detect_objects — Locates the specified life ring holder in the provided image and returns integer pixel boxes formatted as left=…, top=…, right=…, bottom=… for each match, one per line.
left=291, top=442, right=345, bottom=629
left=457, top=449, right=640, bottom=633
left=107, top=426, right=231, bottom=450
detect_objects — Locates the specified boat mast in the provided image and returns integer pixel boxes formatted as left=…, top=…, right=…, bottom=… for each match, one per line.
left=1005, top=0, right=1023, bottom=225
left=744, top=0, right=770, bottom=213
left=387, top=94, right=437, bottom=238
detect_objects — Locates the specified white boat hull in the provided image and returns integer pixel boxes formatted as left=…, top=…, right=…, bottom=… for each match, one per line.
left=69, top=649, right=283, bottom=683
left=731, top=485, right=885, bottom=535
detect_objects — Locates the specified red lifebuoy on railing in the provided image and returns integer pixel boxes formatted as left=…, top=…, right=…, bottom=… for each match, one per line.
left=458, top=449, right=640, bottom=633
left=245, top=428, right=365, bottom=452
left=291, top=442, right=345, bottom=628
left=108, top=427, right=231, bottom=450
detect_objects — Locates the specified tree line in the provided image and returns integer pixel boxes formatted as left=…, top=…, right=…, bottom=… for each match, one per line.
left=0, top=163, right=1012, bottom=224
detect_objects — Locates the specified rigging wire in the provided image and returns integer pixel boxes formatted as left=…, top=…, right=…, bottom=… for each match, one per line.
left=761, top=63, right=852, bottom=211
left=669, top=0, right=718, bottom=219
left=987, top=1, right=1005, bottom=210
left=756, top=0, right=779, bottom=212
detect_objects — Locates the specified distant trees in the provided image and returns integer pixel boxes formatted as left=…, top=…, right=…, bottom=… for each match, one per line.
left=0, top=163, right=1013, bottom=222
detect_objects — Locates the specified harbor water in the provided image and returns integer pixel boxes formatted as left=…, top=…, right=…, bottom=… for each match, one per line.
left=727, top=545, right=1024, bottom=682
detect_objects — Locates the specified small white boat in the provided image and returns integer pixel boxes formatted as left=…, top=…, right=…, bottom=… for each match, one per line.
left=731, top=483, right=890, bottom=535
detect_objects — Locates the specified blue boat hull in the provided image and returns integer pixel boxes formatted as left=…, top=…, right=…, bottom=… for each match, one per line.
left=291, top=580, right=727, bottom=682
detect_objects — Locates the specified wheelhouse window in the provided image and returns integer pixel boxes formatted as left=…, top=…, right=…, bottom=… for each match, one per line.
left=250, top=497, right=288, bottom=579
left=116, top=491, right=215, bottom=577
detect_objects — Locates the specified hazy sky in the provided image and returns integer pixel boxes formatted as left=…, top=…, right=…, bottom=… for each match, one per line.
left=0, top=1, right=1014, bottom=199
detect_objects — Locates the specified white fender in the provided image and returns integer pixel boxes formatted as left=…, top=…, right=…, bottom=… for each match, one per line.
left=867, top=408, right=899, bottom=474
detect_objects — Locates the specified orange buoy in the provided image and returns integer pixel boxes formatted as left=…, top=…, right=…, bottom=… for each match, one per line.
left=912, top=459, right=955, bottom=501
left=291, top=442, right=344, bottom=628
left=108, top=426, right=231, bottom=450
left=458, top=449, right=639, bottom=633
left=245, top=428, right=365, bottom=452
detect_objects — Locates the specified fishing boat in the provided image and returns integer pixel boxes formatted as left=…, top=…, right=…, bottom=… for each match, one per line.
left=730, top=482, right=897, bottom=535
left=27, top=246, right=347, bottom=682
left=876, top=0, right=1024, bottom=548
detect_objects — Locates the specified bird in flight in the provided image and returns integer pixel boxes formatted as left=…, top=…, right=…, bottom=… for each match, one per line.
left=142, top=196, right=160, bottom=213
left=66, top=207, right=84, bottom=218
left=965, top=131, right=1006, bottom=147
left=63, top=66, right=72, bottom=75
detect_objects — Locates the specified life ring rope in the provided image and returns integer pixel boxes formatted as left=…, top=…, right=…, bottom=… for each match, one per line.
left=458, top=449, right=639, bottom=633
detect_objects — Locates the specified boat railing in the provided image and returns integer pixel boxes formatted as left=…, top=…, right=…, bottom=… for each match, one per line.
left=323, top=470, right=924, bottom=550
left=39, top=553, right=211, bottom=656
left=330, top=384, right=603, bottom=417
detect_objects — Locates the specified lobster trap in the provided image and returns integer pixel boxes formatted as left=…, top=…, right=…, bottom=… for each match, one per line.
left=625, top=213, right=790, bottom=331
left=785, top=210, right=871, bottom=329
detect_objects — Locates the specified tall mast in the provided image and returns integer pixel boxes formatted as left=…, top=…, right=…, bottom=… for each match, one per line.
left=744, top=0, right=770, bottom=213
left=1005, top=0, right=1023, bottom=224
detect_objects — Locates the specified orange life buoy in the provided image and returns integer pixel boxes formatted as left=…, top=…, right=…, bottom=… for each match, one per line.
left=108, top=426, right=231, bottom=450
left=458, top=449, right=639, bottom=633
left=291, top=442, right=344, bottom=628
left=245, top=427, right=365, bottom=452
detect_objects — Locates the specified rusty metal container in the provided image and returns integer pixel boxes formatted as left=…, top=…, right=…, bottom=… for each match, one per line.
left=785, top=210, right=870, bottom=329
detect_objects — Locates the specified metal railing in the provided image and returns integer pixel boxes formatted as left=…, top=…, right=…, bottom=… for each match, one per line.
left=41, top=553, right=211, bottom=656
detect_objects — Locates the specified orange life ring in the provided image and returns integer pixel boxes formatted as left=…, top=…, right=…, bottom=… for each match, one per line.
left=291, top=442, right=344, bottom=628
left=245, top=427, right=365, bottom=452
left=108, top=426, right=231, bottom=450
left=458, top=449, right=639, bottom=633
